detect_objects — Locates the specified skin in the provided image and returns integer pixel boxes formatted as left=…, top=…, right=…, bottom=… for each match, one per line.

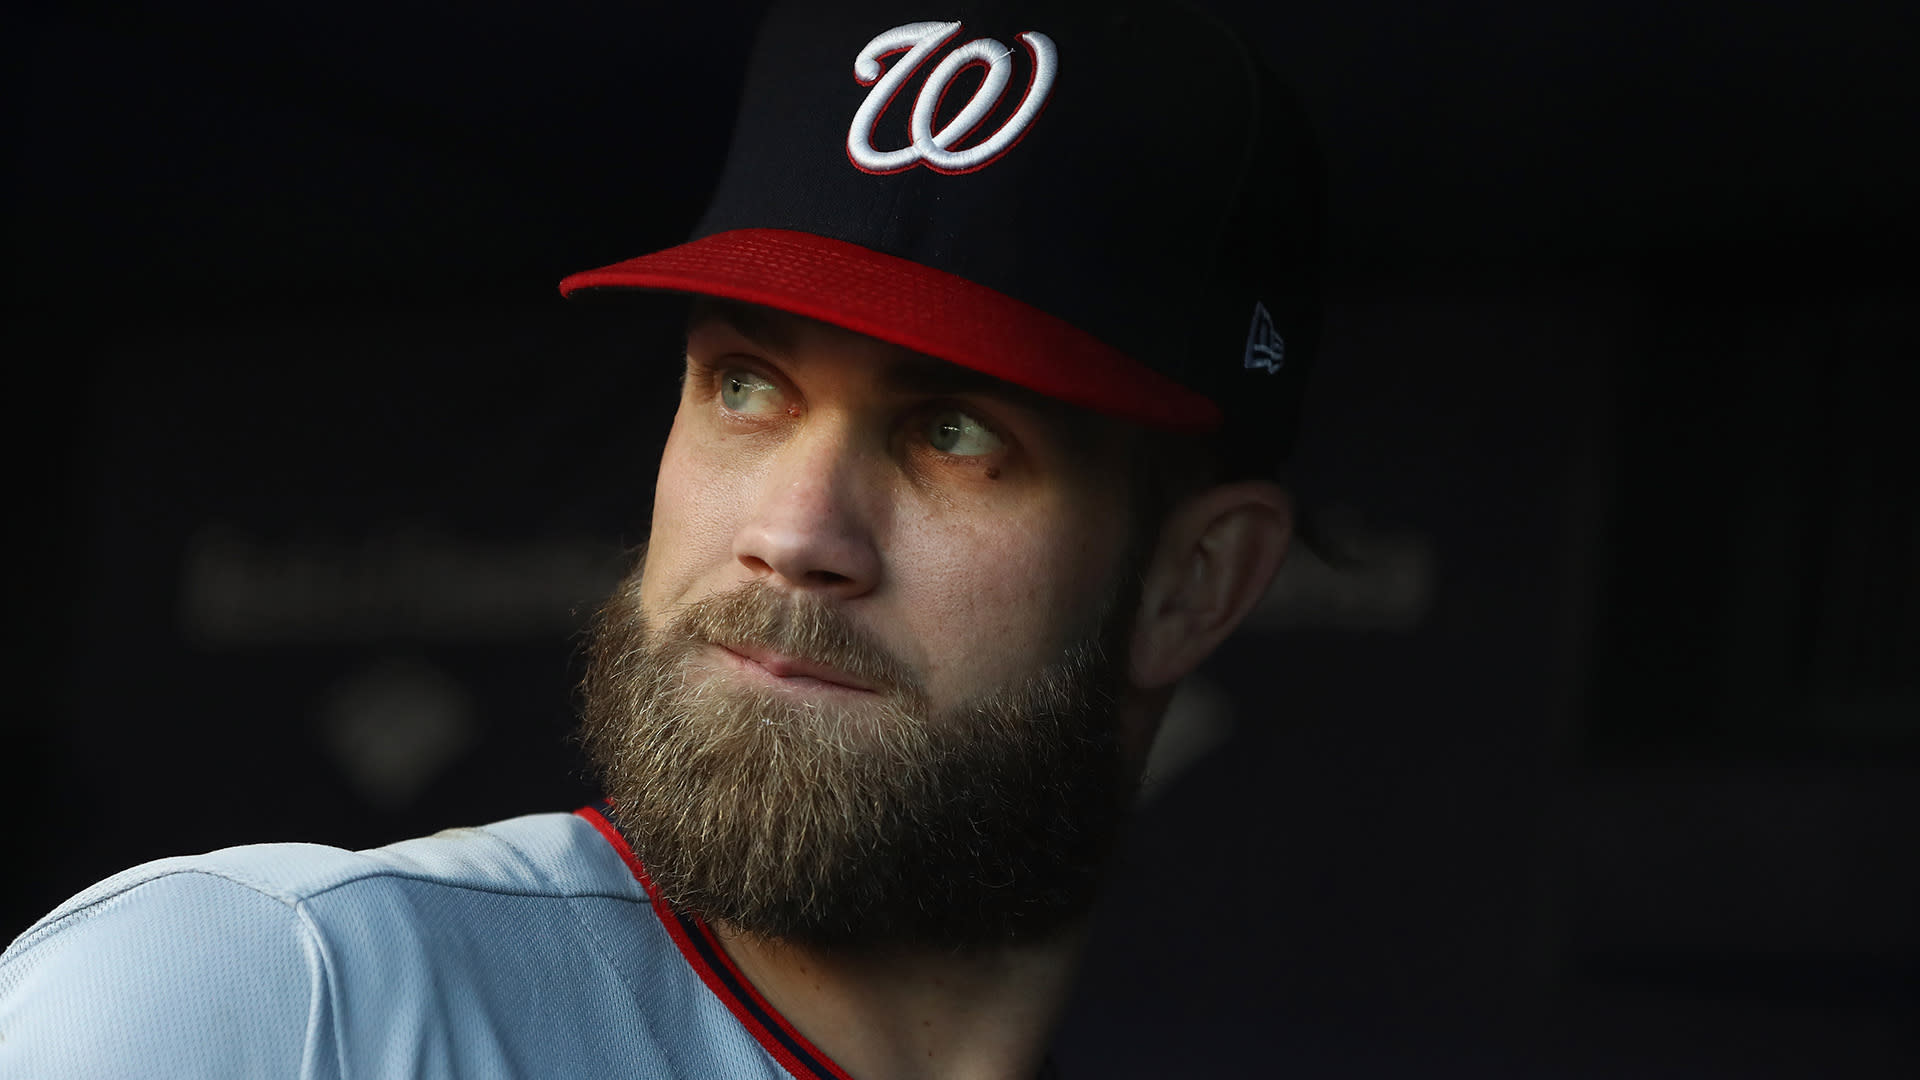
left=640, top=302, right=1293, bottom=1080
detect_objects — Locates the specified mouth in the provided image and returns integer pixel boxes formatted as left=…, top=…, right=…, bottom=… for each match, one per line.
left=714, top=642, right=882, bottom=695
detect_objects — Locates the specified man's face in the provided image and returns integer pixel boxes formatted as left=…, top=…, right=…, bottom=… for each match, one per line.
left=644, top=303, right=1138, bottom=713
left=581, top=301, right=1146, bottom=949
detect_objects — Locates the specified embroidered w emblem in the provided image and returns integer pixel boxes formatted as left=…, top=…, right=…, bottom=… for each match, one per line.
left=1243, top=301, right=1285, bottom=373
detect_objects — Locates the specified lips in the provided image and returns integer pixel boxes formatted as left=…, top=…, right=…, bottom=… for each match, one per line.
left=718, top=642, right=881, bottom=694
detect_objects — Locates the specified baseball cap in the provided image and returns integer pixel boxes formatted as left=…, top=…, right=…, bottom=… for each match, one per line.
left=560, top=0, right=1323, bottom=458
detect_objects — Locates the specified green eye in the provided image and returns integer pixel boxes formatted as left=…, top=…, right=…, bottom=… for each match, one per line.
left=925, top=409, right=1003, bottom=456
left=719, top=371, right=782, bottom=414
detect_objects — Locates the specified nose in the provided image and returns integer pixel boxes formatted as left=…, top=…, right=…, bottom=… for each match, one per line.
left=732, top=422, right=882, bottom=597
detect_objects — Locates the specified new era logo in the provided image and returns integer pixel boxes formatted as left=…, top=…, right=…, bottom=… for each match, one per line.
left=1244, top=301, right=1284, bottom=373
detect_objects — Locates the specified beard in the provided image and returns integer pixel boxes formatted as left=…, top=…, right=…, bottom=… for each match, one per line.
left=578, top=555, right=1137, bottom=951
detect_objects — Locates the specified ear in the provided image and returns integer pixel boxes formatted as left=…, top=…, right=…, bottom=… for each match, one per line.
left=1128, top=482, right=1292, bottom=690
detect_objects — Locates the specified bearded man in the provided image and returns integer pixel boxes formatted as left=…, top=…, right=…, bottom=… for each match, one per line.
left=0, top=2, right=1321, bottom=1077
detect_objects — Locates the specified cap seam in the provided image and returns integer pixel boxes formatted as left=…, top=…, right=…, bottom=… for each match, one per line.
left=1185, top=0, right=1267, bottom=368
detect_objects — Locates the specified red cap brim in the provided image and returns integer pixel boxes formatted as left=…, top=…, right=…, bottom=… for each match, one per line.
left=558, top=228, right=1221, bottom=433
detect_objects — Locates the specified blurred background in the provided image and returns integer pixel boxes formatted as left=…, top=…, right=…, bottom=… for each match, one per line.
left=7, top=0, right=1915, bottom=1075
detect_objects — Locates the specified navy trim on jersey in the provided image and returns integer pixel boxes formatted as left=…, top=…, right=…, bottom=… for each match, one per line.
left=671, top=908, right=846, bottom=1080
left=576, top=802, right=856, bottom=1080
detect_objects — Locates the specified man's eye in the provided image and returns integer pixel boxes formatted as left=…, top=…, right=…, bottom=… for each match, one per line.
left=924, top=409, right=1003, bottom=457
left=718, top=371, right=782, bottom=414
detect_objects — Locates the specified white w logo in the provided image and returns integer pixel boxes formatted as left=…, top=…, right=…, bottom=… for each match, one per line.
left=846, top=21, right=1058, bottom=175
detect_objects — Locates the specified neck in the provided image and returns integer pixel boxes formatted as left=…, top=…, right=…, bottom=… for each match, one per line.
left=712, top=923, right=1087, bottom=1080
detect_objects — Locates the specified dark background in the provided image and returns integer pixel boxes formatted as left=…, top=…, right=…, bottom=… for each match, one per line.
left=7, top=0, right=1916, bottom=1075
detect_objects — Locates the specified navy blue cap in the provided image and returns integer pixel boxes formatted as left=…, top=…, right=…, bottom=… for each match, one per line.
left=562, top=0, right=1323, bottom=453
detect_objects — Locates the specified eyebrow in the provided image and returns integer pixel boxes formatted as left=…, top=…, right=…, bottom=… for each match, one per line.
left=875, top=353, right=1034, bottom=400
left=686, top=296, right=799, bottom=358
left=687, top=296, right=1101, bottom=432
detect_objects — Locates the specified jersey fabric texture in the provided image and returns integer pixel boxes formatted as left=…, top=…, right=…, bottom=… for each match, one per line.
left=0, top=805, right=856, bottom=1080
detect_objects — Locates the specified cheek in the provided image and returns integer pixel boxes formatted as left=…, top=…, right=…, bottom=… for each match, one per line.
left=894, top=494, right=1126, bottom=698
left=641, top=412, right=744, bottom=611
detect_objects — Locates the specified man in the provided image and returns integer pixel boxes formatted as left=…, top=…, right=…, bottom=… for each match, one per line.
left=0, top=1, right=1321, bottom=1076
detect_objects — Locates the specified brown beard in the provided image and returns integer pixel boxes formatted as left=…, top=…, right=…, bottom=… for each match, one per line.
left=578, top=556, right=1135, bottom=950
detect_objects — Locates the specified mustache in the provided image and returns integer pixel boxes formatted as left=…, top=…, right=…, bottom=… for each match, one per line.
left=663, top=583, right=926, bottom=701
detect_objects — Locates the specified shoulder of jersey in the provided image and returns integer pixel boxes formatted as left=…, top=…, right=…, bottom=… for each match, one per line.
left=8, top=811, right=641, bottom=953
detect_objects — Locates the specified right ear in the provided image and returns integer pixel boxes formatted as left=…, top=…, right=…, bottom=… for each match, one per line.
left=1127, top=481, right=1292, bottom=692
